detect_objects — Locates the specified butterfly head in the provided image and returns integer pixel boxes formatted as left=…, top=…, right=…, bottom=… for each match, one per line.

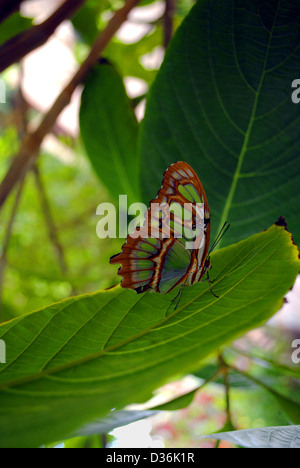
left=203, top=256, right=212, bottom=275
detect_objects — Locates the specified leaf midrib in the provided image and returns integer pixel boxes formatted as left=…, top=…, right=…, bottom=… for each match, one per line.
left=216, top=2, right=280, bottom=243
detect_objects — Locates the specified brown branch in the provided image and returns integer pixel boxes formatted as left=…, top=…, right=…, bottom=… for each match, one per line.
left=218, top=354, right=234, bottom=427
left=163, top=0, right=175, bottom=49
left=0, top=0, right=23, bottom=24
left=0, top=74, right=28, bottom=321
left=0, top=177, right=26, bottom=321
left=32, top=165, right=68, bottom=275
left=0, top=0, right=87, bottom=73
left=0, top=0, right=141, bottom=212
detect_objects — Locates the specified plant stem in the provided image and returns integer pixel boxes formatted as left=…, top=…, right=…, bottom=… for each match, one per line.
left=163, top=0, right=175, bottom=49
left=219, top=354, right=233, bottom=426
left=0, top=0, right=88, bottom=73
left=32, top=165, right=68, bottom=275
left=0, top=177, right=26, bottom=322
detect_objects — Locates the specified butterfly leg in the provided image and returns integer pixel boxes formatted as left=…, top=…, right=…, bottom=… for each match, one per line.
left=171, top=285, right=184, bottom=310
left=207, top=271, right=218, bottom=298
left=198, top=276, right=210, bottom=283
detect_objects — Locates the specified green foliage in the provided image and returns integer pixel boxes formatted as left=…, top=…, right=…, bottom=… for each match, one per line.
left=230, top=366, right=300, bottom=425
left=72, top=0, right=109, bottom=44
left=105, top=28, right=160, bottom=84
left=80, top=63, right=140, bottom=204
left=0, top=13, right=32, bottom=46
left=0, top=142, right=120, bottom=321
left=0, top=224, right=298, bottom=447
left=0, top=0, right=299, bottom=449
left=139, top=0, right=300, bottom=247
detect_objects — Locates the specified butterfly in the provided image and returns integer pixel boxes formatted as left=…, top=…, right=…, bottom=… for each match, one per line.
left=110, top=161, right=229, bottom=307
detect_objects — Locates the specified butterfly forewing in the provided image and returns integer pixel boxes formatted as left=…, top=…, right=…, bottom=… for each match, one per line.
left=110, top=161, right=211, bottom=294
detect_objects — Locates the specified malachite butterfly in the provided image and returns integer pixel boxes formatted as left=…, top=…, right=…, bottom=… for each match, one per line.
left=110, top=161, right=228, bottom=305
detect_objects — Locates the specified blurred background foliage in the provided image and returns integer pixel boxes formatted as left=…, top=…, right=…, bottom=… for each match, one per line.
left=0, top=0, right=299, bottom=448
left=0, top=0, right=188, bottom=321
left=0, top=105, right=121, bottom=320
left=0, top=0, right=198, bottom=323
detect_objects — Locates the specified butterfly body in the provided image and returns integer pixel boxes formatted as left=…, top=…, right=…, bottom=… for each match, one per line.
left=110, top=161, right=212, bottom=296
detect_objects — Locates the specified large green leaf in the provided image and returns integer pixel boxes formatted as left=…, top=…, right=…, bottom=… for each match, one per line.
left=75, top=410, right=157, bottom=438
left=80, top=63, right=140, bottom=204
left=139, top=0, right=300, bottom=247
left=0, top=223, right=298, bottom=447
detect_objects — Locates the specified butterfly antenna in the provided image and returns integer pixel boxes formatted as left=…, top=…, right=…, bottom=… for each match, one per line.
left=208, top=221, right=230, bottom=255
left=205, top=222, right=230, bottom=299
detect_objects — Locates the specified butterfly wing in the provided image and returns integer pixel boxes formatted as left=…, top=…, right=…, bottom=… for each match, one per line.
left=110, top=161, right=211, bottom=294
left=110, top=226, right=191, bottom=294
left=150, top=161, right=211, bottom=285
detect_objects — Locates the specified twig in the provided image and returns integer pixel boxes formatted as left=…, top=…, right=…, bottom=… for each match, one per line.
left=0, top=72, right=28, bottom=322
left=223, top=364, right=233, bottom=427
left=101, top=434, right=107, bottom=448
left=163, top=0, right=175, bottom=49
left=0, top=0, right=23, bottom=24
left=0, top=0, right=141, bottom=212
left=0, top=177, right=26, bottom=322
left=32, top=165, right=68, bottom=275
left=212, top=355, right=234, bottom=448
left=0, top=0, right=87, bottom=73
left=218, top=354, right=234, bottom=425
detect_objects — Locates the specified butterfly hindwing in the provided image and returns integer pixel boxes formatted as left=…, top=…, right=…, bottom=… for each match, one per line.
left=110, top=228, right=191, bottom=294
left=158, top=239, right=192, bottom=293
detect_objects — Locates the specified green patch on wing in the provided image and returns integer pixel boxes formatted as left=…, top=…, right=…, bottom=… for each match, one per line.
left=159, top=240, right=191, bottom=293
left=178, top=184, right=203, bottom=203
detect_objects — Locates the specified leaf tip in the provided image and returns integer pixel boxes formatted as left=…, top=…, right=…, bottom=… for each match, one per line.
left=274, top=216, right=288, bottom=230
left=273, top=216, right=299, bottom=259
